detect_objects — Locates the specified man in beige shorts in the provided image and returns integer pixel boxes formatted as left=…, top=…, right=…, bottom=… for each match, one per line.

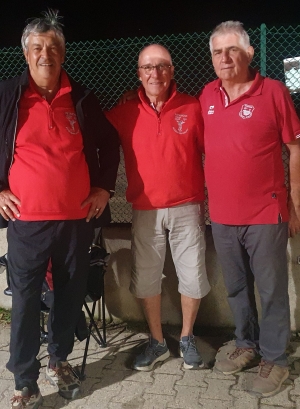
left=106, top=43, right=210, bottom=370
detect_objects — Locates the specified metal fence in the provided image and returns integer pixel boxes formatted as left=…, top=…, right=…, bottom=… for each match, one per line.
left=0, top=24, right=299, bottom=223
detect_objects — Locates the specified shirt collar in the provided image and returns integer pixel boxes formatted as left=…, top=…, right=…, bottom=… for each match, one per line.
left=214, top=69, right=264, bottom=103
left=214, top=68, right=264, bottom=96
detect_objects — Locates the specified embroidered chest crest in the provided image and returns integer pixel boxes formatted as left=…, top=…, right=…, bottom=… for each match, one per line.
left=239, top=104, right=255, bottom=119
left=173, top=113, right=188, bottom=134
left=65, top=112, right=79, bottom=134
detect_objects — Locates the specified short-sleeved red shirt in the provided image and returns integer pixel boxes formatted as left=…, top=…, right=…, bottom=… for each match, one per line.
left=199, top=71, right=300, bottom=225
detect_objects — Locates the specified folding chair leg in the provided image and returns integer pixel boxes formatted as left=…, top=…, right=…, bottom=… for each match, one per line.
left=85, top=301, right=106, bottom=347
left=101, top=287, right=106, bottom=345
left=80, top=300, right=107, bottom=380
left=79, top=328, right=91, bottom=380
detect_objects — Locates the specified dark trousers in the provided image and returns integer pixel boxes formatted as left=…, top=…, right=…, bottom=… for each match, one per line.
left=211, top=222, right=290, bottom=366
left=6, top=219, right=94, bottom=392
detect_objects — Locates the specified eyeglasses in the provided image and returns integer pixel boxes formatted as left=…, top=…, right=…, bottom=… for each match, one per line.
left=138, top=63, right=173, bottom=75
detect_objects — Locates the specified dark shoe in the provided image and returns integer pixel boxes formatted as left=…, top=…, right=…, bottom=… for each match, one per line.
left=46, top=360, right=81, bottom=399
left=11, top=387, right=43, bottom=409
left=251, top=360, right=289, bottom=397
left=179, top=335, right=204, bottom=369
left=214, top=347, right=257, bottom=374
left=133, top=337, right=170, bottom=371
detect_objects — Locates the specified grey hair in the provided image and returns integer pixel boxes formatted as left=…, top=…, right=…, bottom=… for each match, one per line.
left=209, top=21, right=250, bottom=53
left=21, top=9, right=65, bottom=52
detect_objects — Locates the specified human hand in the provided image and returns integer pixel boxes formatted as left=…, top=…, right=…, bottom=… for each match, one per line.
left=288, top=200, right=300, bottom=237
left=118, top=89, right=138, bottom=105
left=0, top=189, right=21, bottom=221
left=81, top=187, right=110, bottom=222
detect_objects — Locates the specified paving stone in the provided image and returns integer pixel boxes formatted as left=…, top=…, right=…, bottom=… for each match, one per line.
left=80, top=357, right=115, bottom=379
left=107, top=330, right=148, bottom=353
left=175, top=369, right=208, bottom=388
left=110, top=380, right=148, bottom=405
left=294, top=396, right=300, bottom=408
left=105, top=352, right=134, bottom=370
left=261, top=406, right=295, bottom=409
left=260, top=385, right=294, bottom=407
left=0, top=326, right=299, bottom=409
left=143, top=393, right=175, bottom=409
left=0, top=379, right=15, bottom=409
left=231, top=371, right=256, bottom=392
left=109, top=403, right=143, bottom=409
left=90, top=368, right=127, bottom=389
left=0, top=367, right=14, bottom=380
left=291, top=377, right=300, bottom=396
left=0, top=325, right=10, bottom=346
left=145, top=374, right=180, bottom=395
left=56, top=396, right=89, bottom=409
left=87, top=382, right=122, bottom=407
left=125, top=370, right=154, bottom=383
left=153, top=357, right=184, bottom=375
left=230, top=389, right=259, bottom=408
left=200, top=378, right=236, bottom=401
left=198, top=399, right=232, bottom=408
left=167, top=385, right=201, bottom=408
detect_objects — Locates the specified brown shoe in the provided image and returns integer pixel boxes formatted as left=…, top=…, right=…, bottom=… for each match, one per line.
left=46, top=360, right=81, bottom=399
left=214, top=347, right=257, bottom=374
left=251, top=360, right=289, bottom=397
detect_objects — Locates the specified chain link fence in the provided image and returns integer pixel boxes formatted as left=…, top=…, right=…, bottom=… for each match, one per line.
left=0, top=24, right=299, bottom=223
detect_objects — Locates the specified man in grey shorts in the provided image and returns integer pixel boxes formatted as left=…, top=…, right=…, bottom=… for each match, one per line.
left=199, top=21, right=300, bottom=397
left=106, top=44, right=210, bottom=371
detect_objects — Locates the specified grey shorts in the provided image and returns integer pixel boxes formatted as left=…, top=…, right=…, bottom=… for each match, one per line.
left=130, top=202, right=211, bottom=299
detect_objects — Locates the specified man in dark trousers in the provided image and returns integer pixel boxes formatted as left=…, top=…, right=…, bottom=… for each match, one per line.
left=0, top=10, right=119, bottom=408
left=199, top=20, right=300, bottom=397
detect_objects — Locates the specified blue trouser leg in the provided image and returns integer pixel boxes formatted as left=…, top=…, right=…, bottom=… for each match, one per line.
left=211, top=222, right=290, bottom=366
left=211, top=222, right=260, bottom=349
left=244, top=223, right=290, bottom=365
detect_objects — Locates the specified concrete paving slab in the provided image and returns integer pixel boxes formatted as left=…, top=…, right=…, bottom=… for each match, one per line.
left=0, top=323, right=299, bottom=409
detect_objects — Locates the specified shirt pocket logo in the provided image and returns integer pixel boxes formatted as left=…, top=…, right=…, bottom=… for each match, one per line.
left=65, top=112, right=80, bottom=134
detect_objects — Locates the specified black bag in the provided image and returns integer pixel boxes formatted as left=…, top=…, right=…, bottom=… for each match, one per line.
left=86, top=244, right=109, bottom=301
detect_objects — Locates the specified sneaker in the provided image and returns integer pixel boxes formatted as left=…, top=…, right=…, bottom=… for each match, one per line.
left=10, top=387, right=43, bottom=409
left=132, top=337, right=170, bottom=371
left=214, top=347, right=257, bottom=374
left=251, top=360, right=289, bottom=397
left=46, top=360, right=81, bottom=399
left=179, top=335, right=204, bottom=370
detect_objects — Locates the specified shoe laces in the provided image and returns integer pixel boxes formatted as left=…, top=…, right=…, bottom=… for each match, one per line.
left=52, top=364, right=77, bottom=385
left=182, top=338, right=197, bottom=352
left=10, top=394, right=29, bottom=405
left=258, top=360, right=274, bottom=378
left=145, top=339, right=164, bottom=356
left=229, top=347, right=253, bottom=360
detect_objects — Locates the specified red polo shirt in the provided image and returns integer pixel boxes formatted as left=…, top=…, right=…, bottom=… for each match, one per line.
left=9, top=70, right=90, bottom=221
left=199, top=71, right=300, bottom=225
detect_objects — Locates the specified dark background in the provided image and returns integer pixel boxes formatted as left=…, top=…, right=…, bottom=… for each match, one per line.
left=0, top=0, right=300, bottom=47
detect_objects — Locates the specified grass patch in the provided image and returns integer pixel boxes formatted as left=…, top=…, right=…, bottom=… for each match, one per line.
left=0, top=307, right=11, bottom=323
